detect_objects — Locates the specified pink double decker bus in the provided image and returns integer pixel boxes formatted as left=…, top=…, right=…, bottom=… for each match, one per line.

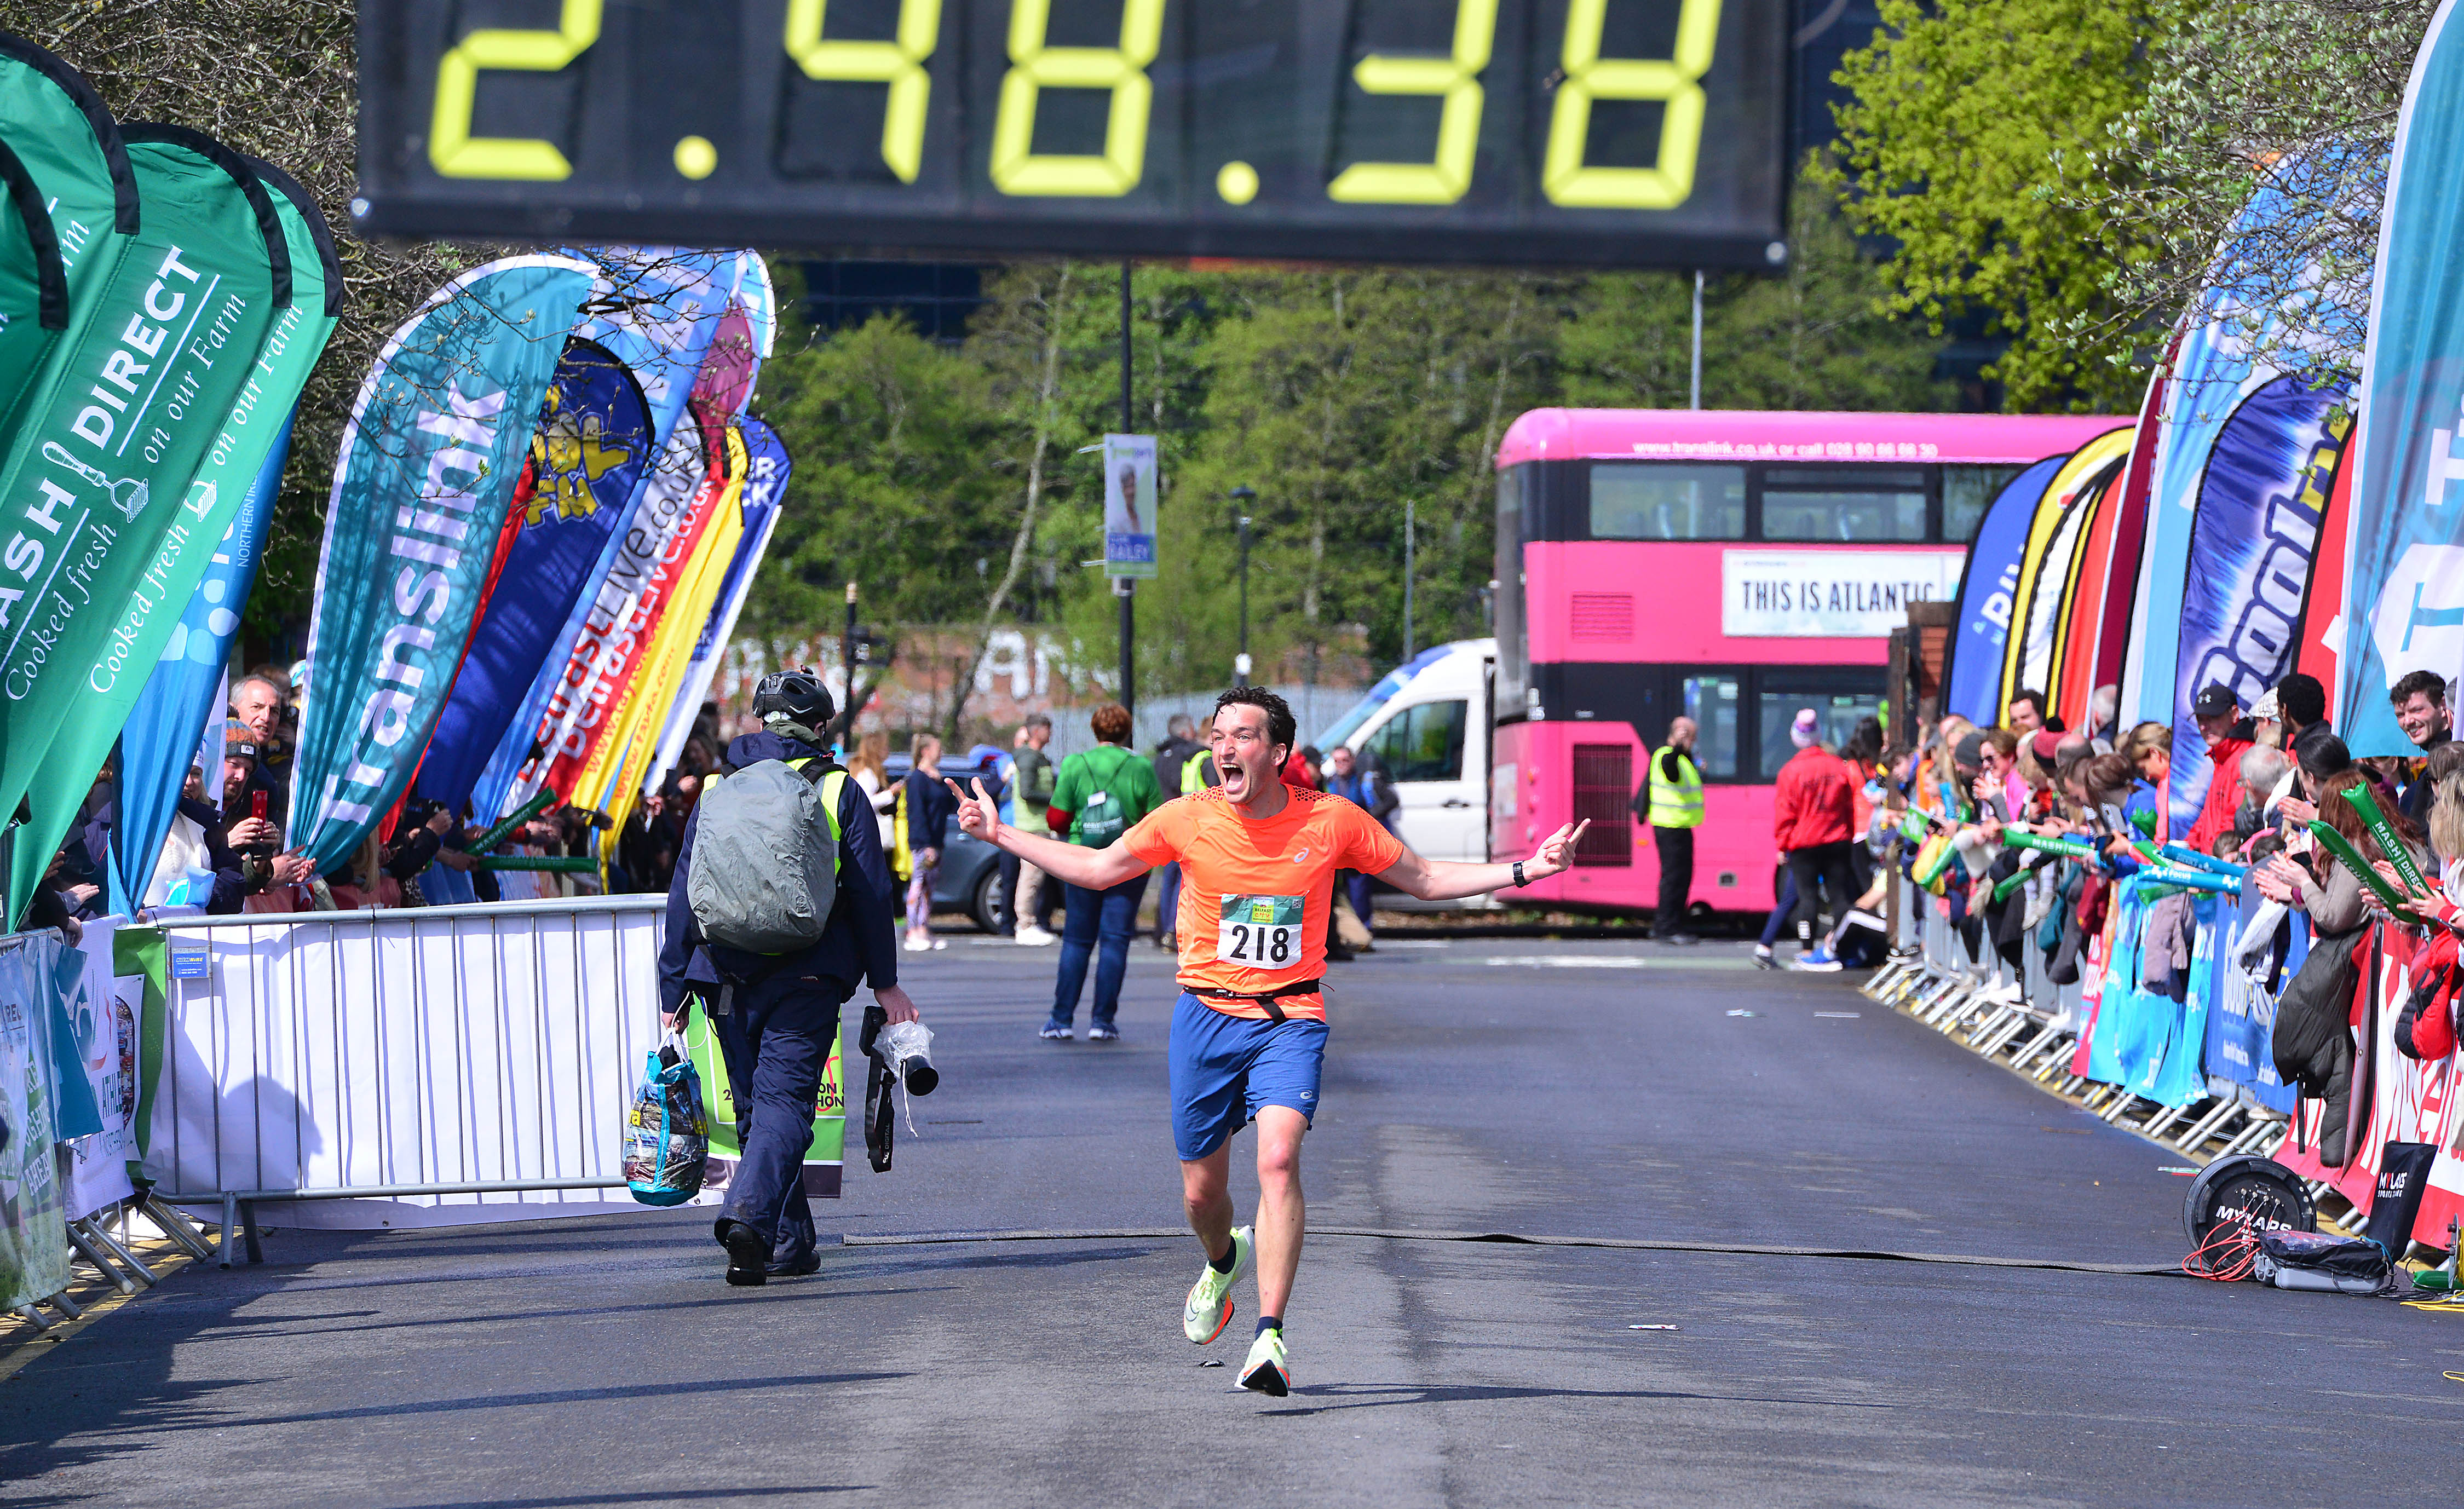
left=1490, top=409, right=2116, bottom=918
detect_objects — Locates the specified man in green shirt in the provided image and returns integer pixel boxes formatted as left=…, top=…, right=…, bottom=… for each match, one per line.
left=1006, top=714, right=1060, bottom=945
left=1040, top=702, right=1164, bottom=1041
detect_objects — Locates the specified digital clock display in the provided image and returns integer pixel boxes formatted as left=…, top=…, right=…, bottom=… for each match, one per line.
left=356, top=0, right=1790, bottom=269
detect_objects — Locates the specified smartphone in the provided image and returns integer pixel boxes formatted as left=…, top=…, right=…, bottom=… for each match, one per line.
left=251, top=791, right=268, bottom=822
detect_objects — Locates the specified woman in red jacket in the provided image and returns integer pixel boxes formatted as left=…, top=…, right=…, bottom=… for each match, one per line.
left=1771, top=709, right=1857, bottom=964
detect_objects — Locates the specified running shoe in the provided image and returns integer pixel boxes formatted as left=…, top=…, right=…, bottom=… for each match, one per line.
left=1039, top=1022, right=1074, bottom=1041
left=1239, top=1326, right=1291, bottom=1396
left=1016, top=926, right=1060, bottom=947
left=1752, top=946, right=1778, bottom=971
left=1793, top=948, right=1843, bottom=973
left=1183, top=1225, right=1252, bottom=1343
left=1087, top=1023, right=1121, bottom=1043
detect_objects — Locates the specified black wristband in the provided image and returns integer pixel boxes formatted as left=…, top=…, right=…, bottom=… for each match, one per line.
left=1512, top=861, right=1526, bottom=888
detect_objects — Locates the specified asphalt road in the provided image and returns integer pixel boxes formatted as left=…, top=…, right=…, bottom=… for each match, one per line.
left=6, top=936, right=2459, bottom=1507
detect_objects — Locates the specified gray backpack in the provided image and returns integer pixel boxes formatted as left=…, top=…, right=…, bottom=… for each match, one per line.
left=686, top=759, right=847, bottom=953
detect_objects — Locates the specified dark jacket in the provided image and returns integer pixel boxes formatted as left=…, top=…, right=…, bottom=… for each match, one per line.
left=659, top=731, right=900, bottom=1011
left=172, top=795, right=247, bottom=914
left=903, top=764, right=955, bottom=852
left=1154, top=736, right=1204, bottom=798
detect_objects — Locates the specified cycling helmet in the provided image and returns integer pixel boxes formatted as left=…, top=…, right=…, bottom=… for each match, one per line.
left=752, top=670, right=836, bottom=744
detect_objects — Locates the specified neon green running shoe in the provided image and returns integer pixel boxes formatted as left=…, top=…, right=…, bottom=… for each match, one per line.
left=1182, top=1225, right=1252, bottom=1344
left=1239, top=1326, right=1291, bottom=1397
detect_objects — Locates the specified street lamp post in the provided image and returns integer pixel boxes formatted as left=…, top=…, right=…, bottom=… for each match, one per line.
left=1230, top=486, right=1256, bottom=687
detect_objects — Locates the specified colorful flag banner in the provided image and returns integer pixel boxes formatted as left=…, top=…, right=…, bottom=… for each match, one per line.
left=499, top=304, right=763, bottom=819
left=0, top=36, right=139, bottom=454
left=561, top=424, right=746, bottom=823
left=1996, top=427, right=2133, bottom=722
left=412, top=339, right=653, bottom=812
left=288, top=255, right=595, bottom=873
left=470, top=249, right=772, bottom=824
left=644, top=414, right=786, bottom=796
left=2340, top=0, right=2464, bottom=752
left=0, top=126, right=290, bottom=923
left=2166, top=378, right=2352, bottom=831
left=1942, top=453, right=2066, bottom=728
left=87, top=160, right=341, bottom=915
left=599, top=430, right=752, bottom=838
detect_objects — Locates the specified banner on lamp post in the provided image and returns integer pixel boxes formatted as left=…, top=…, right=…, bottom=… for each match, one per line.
left=1103, top=433, right=1157, bottom=580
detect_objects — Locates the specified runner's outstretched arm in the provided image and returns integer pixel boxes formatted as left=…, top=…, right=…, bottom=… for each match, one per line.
left=1377, top=820, right=1590, bottom=902
left=947, top=777, right=1155, bottom=891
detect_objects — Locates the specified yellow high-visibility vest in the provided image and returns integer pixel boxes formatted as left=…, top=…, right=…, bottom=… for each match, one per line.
left=1646, top=746, right=1705, bottom=829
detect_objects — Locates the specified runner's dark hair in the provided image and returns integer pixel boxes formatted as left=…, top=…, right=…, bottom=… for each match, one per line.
left=1213, top=686, right=1297, bottom=770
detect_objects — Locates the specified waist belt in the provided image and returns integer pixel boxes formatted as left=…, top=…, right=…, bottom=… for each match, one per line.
left=1194, top=979, right=1322, bottom=1024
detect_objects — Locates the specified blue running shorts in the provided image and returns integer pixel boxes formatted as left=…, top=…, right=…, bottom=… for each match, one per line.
left=1167, top=992, right=1329, bottom=1161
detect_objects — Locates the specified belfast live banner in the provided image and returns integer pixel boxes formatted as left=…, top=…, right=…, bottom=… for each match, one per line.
left=644, top=414, right=788, bottom=796
left=574, top=425, right=747, bottom=835
left=2341, top=0, right=2464, bottom=754
left=0, top=126, right=289, bottom=924
left=2162, top=379, right=2351, bottom=834
left=412, top=339, right=653, bottom=811
left=594, top=430, right=751, bottom=839
left=1942, top=454, right=2066, bottom=728
left=500, top=306, right=762, bottom=818
left=0, top=36, right=140, bottom=453
left=289, top=255, right=595, bottom=873
left=66, top=159, right=341, bottom=917
left=470, top=249, right=770, bottom=825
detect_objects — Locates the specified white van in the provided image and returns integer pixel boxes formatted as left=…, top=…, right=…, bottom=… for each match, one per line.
left=1315, top=640, right=1496, bottom=901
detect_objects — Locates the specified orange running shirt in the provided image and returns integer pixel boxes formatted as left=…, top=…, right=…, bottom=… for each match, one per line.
left=1122, top=787, right=1407, bottom=1021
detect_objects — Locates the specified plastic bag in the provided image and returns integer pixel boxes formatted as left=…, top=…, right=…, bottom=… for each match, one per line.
left=625, top=1035, right=708, bottom=1206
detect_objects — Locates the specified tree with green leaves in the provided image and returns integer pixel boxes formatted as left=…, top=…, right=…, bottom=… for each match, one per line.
left=1828, top=0, right=2180, bottom=411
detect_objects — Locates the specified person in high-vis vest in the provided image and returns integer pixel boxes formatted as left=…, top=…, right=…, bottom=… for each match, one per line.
left=658, top=671, right=915, bottom=1286
left=1633, top=716, right=1704, bottom=944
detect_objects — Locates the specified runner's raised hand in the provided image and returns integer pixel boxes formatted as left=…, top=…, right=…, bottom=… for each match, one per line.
left=946, top=777, right=1003, bottom=846
left=1529, top=819, right=1589, bottom=879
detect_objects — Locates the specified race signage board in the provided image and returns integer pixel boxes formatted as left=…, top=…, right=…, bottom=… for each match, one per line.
left=354, top=0, right=1791, bottom=270
left=1721, top=549, right=1965, bottom=639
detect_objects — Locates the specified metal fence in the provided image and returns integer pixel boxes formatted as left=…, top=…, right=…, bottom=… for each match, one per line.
left=146, top=896, right=670, bottom=1253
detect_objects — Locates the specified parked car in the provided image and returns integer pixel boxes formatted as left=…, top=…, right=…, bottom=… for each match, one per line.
left=881, top=753, right=1007, bottom=932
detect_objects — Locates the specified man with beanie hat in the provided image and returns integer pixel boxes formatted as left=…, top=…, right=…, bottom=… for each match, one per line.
left=1771, top=709, right=1856, bottom=968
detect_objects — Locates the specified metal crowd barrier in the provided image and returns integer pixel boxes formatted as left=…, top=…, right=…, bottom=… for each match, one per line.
left=1861, top=874, right=2293, bottom=1178
left=144, top=895, right=670, bottom=1262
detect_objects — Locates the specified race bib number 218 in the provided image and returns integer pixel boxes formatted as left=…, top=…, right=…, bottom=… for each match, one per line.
left=1218, top=894, right=1303, bottom=967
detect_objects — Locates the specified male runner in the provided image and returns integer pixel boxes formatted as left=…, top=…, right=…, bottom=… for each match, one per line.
left=948, top=687, right=1585, bottom=1396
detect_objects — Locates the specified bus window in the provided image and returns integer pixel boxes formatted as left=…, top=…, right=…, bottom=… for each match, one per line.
left=1588, top=464, right=1746, bottom=540
left=1681, top=675, right=1742, bottom=778
left=1760, top=468, right=1928, bottom=542
left=1367, top=699, right=1467, bottom=782
left=1942, top=464, right=2025, bottom=542
left=1757, top=688, right=1886, bottom=779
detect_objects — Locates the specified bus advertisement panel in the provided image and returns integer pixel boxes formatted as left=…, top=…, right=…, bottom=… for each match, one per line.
left=1491, top=409, right=2118, bottom=917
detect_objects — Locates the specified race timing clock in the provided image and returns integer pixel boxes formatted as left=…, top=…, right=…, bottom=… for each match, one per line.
left=356, top=0, right=1791, bottom=269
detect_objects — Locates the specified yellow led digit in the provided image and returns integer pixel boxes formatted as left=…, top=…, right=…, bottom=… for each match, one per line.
left=1542, top=0, right=1720, bottom=209
left=428, top=0, right=603, bottom=180
left=988, top=0, right=1166, bottom=197
left=1326, top=0, right=1497, bottom=205
left=783, top=0, right=942, bottom=183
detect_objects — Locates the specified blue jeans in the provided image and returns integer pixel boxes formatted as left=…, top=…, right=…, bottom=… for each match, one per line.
left=1156, top=862, right=1183, bottom=940
left=711, top=972, right=845, bottom=1266
left=1052, top=874, right=1151, bottom=1030
left=1760, top=869, right=1798, bottom=949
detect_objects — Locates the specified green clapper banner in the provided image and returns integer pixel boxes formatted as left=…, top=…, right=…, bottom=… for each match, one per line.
left=0, top=34, right=140, bottom=453
left=682, top=1011, right=847, bottom=1197
left=112, top=925, right=168, bottom=1169
left=9, top=151, right=342, bottom=915
left=0, top=124, right=289, bottom=923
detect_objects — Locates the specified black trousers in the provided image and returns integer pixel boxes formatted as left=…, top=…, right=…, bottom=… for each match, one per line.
left=1651, top=826, right=1694, bottom=935
left=1786, top=841, right=1858, bottom=941
left=712, top=972, right=848, bottom=1266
